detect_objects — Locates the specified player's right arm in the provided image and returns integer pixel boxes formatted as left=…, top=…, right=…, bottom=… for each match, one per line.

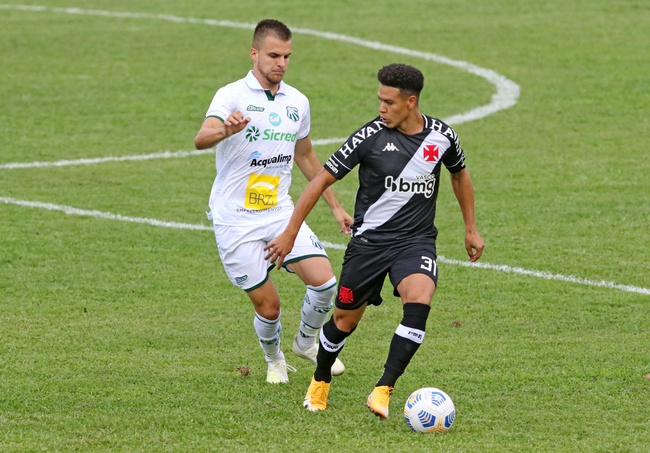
left=194, top=113, right=251, bottom=149
left=264, top=168, right=337, bottom=268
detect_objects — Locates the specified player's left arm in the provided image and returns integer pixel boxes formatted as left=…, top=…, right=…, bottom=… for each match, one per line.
left=294, top=137, right=352, bottom=234
left=449, top=168, right=485, bottom=262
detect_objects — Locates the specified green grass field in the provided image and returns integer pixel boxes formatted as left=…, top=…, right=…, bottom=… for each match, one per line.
left=1, top=1, right=648, bottom=451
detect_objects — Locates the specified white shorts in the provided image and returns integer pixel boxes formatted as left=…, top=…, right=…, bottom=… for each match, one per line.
left=213, top=217, right=328, bottom=291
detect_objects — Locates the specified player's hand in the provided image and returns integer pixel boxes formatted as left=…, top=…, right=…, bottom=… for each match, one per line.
left=264, top=232, right=296, bottom=270
left=333, top=206, right=353, bottom=235
left=465, top=231, right=485, bottom=262
left=223, top=111, right=251, bottom=136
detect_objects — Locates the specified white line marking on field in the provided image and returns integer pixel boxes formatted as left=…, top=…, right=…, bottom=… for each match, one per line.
left=0, top=197, right=211, bottom=231
left=0, top=138, right=344, bottom=170
left=3, top=5, right=644, bottom=297
left=0, top=4, right=518, bottom=172
left=0, top=150, right=212, bottom=170
left=2, top=196, right=648, bottom=296
left=0, top=3, right=519, bottom=128
left=438, top=256, right=650, bottom=296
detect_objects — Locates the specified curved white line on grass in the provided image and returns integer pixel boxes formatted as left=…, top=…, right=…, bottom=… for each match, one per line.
left=0, top=4, right=519, bottom=128
left=0, top=5, right=518, bottom=170
left=2, top=196, right=649, bottom=297
left=0, top=138, right=343, bottom=171
left=12, top=5, right=639, bottom=297
left=0, top=150, right=213, bottom=170
left=290, top=28, right=520, bottom=125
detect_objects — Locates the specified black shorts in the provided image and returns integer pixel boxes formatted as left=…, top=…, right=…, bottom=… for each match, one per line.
left=335, top=237, right=438, bottom=310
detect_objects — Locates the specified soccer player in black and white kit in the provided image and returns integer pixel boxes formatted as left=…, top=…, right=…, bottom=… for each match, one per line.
left=265, top=63, right=485, bottom=418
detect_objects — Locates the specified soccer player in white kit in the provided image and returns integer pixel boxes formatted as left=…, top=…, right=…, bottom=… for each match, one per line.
left=194, top=19, right=351, bottom=384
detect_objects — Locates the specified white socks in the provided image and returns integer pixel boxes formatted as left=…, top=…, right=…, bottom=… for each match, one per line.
left=254, top=312, right=284, bottom=362
left=296, top=277, right=336, bottom=350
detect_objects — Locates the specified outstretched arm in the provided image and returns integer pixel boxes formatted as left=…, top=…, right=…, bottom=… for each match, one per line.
left=264, top=169, right=338, bottom=268
left=450, top=168, right=485, bottom=262
left=294, top=137, right=352, bottom=234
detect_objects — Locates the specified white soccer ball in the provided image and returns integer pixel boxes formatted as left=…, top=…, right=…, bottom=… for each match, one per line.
left=404, top=387, right=455, bottom=433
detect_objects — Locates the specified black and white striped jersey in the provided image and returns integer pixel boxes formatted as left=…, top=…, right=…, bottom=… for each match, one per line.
left=324, top=115, right=466, bottom=243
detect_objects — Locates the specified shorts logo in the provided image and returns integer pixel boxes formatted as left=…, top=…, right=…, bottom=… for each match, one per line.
left=423, top=144, right=440, bottom=162
left=235, top=275, right=249, bottom=284
left=311, top=235, right=324, bottom=250
left=286, top=106, right=299, bottom=122
left=338, top=286, right=354, bottom=304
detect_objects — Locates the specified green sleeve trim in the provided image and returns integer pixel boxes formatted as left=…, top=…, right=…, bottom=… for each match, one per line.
left=206, top=114, right=225, bottom=122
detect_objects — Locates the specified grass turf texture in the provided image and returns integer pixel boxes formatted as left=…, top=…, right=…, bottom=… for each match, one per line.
left=1, top=0, right=649, bottom=451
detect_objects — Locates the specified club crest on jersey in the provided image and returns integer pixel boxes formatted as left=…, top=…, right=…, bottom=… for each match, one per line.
left=423, top=144, right=440, bottom=162
left=286, top=106, right=299, bottom=122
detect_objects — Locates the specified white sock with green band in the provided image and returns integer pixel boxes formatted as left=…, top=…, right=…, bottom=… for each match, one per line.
left=297, top=277, right=336, bottom=350
left=254, top=312, right=283, bottom=362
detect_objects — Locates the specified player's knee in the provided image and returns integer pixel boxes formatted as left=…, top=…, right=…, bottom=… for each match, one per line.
left=256, top=306, right=280, bottom=321
left=333, top=308, right=362, bottom=333
left=251, top=296, right=281, bottom=320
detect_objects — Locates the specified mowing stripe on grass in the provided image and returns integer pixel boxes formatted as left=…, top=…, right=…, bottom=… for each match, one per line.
left=0, top=3, right=519, bottom=128
left=2, top=196, right=648, bottom=296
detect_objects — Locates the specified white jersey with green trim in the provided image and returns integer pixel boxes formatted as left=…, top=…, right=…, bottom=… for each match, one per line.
left=205, top=71, right=310, bottom=226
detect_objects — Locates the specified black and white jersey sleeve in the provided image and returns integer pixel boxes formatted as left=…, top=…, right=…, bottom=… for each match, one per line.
left=324, top=115, right=466, bottom=243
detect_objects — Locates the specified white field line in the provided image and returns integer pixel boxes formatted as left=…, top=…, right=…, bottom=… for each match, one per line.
left=0, top=4, right=519, bottom=127
left=0, top=150, right=212, bottom=170
left=0, top=139, right=343, bottom=171
left=0, top=197, right=211, bottom=231
left=0, top=4, right=519, bottom=171
left=2, top=196, right=649, bottom=296
left=2, top=5, right=645, bottom=297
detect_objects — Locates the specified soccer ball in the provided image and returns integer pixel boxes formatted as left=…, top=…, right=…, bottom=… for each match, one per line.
left=404, top=387, right=455, bottom=433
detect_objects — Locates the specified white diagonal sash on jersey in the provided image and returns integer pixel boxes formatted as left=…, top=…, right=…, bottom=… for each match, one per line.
left=354, top=131, right=448, bottom=237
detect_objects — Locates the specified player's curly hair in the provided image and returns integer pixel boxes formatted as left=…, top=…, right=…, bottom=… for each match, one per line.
left=252, top=19, right=292, bottom=48
left=377, top=63, right=424, bottom=98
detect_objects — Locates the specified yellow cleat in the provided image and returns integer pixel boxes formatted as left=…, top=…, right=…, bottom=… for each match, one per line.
left=303, top=377, right=330, bottom=412
left=366, top=385, right=394, bottom=419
